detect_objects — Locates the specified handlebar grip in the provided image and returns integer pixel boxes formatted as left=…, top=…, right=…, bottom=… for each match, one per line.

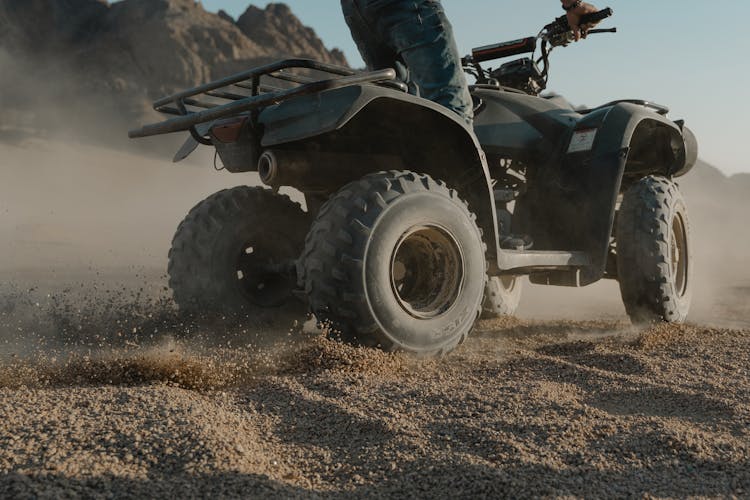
left=579, top=7, right=613, bottom=26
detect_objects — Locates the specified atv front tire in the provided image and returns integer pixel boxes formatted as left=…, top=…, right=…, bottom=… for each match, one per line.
left=616, top=176, right=692, bottom=324
left=168, top=186, right=310, bottom=320
left=301, top=171, right=487, bottom=356
left=482, top=276, right=523, bottom=319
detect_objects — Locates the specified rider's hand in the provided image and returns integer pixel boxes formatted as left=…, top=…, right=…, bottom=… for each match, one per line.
left=566, top=2, right=600, bottom=41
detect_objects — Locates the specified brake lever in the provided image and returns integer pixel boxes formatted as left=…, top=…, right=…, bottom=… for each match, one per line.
left=587, top=28, right=617, bottom=35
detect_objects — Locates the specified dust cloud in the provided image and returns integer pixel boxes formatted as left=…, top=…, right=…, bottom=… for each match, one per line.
left=2, top=137, right=746, bottom=322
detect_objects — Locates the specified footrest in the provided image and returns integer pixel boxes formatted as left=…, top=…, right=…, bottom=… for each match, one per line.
left=496, top=250, right=590, bottom=274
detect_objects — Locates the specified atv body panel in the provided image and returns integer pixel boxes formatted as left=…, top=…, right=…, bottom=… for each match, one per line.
left=256, top=84, right=501, bottom=260
left=471, top=88, right=696, bottom=285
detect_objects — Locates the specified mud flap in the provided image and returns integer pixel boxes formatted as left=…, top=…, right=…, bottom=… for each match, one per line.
left=172, top=122, right=215, bottom=163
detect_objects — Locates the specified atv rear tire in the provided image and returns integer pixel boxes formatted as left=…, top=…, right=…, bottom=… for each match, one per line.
left=482, top=276, right=523, bottom=319
left=616, top=176, right=692, bottom=324
left=168, top=186, right=309, bottom=320
left=301, top=171, right=487, bottom=356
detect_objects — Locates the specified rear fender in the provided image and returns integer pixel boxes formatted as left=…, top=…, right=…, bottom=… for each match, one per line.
left=258, top=85, right=501, bottom=261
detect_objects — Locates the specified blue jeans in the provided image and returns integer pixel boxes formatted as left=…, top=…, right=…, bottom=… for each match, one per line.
left=341, top=0, right=474, bottom=125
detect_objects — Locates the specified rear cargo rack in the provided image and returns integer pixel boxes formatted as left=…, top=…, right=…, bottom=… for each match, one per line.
left=128, top=59, right=398, bottom=140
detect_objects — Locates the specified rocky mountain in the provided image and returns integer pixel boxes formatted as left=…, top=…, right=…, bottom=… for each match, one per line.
left=235, top=3, right=346, bottom=67
left=0, top=0, right=347, bottom=140
left=0, top=0, right=108, bottom=53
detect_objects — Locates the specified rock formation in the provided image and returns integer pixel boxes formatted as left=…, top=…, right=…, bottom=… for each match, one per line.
left=235, top=3, right=347, bottom=67
left=0, top=0, right=348, bottom=138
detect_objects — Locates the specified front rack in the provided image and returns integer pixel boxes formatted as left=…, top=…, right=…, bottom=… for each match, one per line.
left=128, top=59, right=398, bottom=140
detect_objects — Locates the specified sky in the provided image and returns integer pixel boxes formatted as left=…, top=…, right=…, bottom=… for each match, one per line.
left=202, top=0, right=748, bottom=175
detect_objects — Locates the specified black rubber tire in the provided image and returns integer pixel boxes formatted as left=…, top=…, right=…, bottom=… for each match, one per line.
left=300, top=171, right=487, bottom=356
left=168, top=186, right=310, bottom=320
left=481, top=276, right=523, bottom=319
left=616, top=176, right=693, bottom=324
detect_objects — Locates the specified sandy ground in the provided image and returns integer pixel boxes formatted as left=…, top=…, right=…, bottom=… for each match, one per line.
left=1, top=138, right=749, bottom=497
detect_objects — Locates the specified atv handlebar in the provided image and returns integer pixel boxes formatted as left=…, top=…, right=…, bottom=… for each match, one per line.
left=462, top=8, right=615, bottom=94
left=465, top=8, right=614, bottom=66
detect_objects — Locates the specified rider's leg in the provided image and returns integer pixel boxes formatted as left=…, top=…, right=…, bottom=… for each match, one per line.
left=373, top=0, right=474, bottom=126
left=342, top=0, right=473, bottom=126
left=341, top=0, right=399, bottom=73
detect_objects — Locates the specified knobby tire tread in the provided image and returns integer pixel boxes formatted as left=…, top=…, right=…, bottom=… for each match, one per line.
left=617, top=176, right=691, bottom=323
left=300, top=171, right=487, bottom=356
left=168, top=186, right=308, bottom=316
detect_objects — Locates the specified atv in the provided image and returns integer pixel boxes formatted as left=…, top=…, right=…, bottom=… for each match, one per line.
left=129, top=8, right=698, bottom=356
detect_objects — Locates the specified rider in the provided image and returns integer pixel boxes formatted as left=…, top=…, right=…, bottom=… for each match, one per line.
left=340, top=0, right=600, bottom=126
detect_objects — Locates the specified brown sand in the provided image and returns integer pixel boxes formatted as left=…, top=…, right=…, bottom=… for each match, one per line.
left=1, top=318, right=748, bottom=498
left=1, top=138, right=749, bottom=497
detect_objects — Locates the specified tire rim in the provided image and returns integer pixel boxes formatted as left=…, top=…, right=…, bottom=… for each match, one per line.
left=670, top=212, right=689, bottom=297
left=390, top=225, right=465, bottom=319
left=235, top=240, right=295, bottom=308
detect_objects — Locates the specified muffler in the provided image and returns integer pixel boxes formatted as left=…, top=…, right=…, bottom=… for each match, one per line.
left=258, top=150, right=313, bottom=188
left=258, top=149, right=401, bottom=192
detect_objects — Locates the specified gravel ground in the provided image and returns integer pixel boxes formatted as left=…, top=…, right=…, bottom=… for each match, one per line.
left=1, top=308, right=749, bottom=498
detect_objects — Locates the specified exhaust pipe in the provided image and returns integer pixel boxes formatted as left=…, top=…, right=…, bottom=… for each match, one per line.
left=258, top=149, right=402, bottom=191
left=258, top=150, right=320, bottom=190
left=258, top=150, right=281, bottom=186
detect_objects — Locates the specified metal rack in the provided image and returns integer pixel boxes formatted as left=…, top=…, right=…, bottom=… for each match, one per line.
left=128, top=59, right=398, bottom=140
